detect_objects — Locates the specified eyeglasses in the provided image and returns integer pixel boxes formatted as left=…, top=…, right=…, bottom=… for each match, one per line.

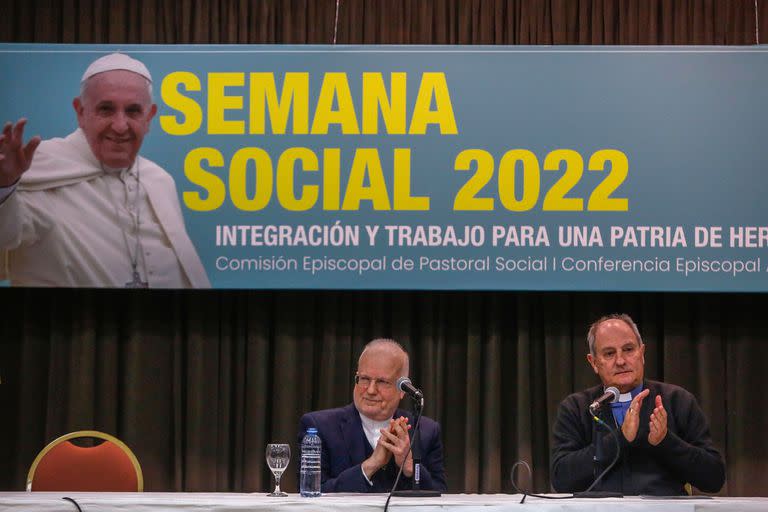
left=355, top=374, right=395, bottom=390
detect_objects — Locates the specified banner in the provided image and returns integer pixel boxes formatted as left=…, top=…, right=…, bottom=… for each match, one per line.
left=1, top=44, right=766, bottom=290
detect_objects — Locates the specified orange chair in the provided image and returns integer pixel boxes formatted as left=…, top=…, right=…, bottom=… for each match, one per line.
left=26, top=430, right=143, bottom=492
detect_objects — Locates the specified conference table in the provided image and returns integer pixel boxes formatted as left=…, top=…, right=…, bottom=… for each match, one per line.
left=1, top=492, right=767, bottom=512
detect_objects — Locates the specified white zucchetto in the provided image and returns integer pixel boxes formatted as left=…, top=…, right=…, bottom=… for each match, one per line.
left=81, top=52, right=152, bottom=83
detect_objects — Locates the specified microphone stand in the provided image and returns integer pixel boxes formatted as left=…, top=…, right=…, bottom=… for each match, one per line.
left=592, top=409, right=605, bottom=478
left=391, top=395, right=441, bottom=498
left=574, top=408, right=623, bottom=498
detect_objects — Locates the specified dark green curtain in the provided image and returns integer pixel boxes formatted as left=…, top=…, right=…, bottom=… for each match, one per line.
left=1, top=0, right=767, bottom=497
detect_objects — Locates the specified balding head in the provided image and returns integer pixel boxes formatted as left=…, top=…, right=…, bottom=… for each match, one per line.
left=586, top=313, right=646, bottom=393
left=358, top=338, right=409, bottom=378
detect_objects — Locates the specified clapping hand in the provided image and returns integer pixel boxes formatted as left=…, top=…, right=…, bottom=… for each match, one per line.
left=379, top=416, right=414, bottom=476
left=362, top=431, right=393, bottom=479
left=621, top=388, right=650, bottom=442
left=648, top=394, right=668, bottom=445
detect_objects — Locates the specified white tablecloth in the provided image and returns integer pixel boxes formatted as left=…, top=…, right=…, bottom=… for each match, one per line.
left=0, top=492, right=766, bottom=512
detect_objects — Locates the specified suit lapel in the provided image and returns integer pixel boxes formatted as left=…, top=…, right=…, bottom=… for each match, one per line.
left=340, top=405, right=369, bottom=465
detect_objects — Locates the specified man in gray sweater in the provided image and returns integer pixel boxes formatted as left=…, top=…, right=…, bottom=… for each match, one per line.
left=551, top=313, right=725, bottom=495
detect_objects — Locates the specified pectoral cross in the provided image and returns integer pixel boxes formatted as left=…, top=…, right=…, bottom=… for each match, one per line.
left=125, top=270, right=148, bottom=289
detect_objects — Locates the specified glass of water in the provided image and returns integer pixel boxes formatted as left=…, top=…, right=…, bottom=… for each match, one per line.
left=265, top=443, right=291, bottom=496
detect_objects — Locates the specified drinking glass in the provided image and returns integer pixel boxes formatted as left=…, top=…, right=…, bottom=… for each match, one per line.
left=265, top=443, right=291, bottom=497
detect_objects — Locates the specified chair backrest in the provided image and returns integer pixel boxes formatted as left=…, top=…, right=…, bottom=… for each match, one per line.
left=27, top=430, right=143, bottom=492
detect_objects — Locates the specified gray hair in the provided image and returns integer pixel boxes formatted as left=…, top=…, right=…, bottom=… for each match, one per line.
left=79, top=73, right=153, bottom=106
left=587, top=313, right=644, bottom=356
left=359, top=338, right=410, bottom=378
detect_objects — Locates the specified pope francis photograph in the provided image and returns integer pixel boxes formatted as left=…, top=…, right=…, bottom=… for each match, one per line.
left=0, top=52, right=209, bottom=288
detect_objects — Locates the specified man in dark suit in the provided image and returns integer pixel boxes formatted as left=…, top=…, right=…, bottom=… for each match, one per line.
left=298, top=339, right=447, bottom=493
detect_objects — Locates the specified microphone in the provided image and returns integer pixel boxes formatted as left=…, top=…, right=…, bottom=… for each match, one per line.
left=589, top=386, right=619, bottom=414
left=396, top=376, right=424, bottom=400
left=389, top=376, right=441, bottom=499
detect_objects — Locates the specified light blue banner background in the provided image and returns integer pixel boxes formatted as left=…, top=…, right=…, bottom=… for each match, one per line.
left=1, top=44, right=766, bottom=291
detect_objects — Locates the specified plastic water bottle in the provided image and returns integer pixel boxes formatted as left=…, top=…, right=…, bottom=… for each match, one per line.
left=300, top=427, right=322, bottom=497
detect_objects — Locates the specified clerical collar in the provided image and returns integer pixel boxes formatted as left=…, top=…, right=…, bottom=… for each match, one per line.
left=101, top=164, right=124, bottom=174
left=101, top=163, right=136, bottom=181
left=359, top=412, right=391, bottom=449
left=609, top=383, right=644, bottom=403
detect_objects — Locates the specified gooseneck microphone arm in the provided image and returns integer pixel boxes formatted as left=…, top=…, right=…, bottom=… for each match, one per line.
left=395, top=377, right=426, bottom=490
left=577, top=386, right=623, bottom=498
left=508, top=388, right=626, bottom=502
left=383, top=377, right=441, bottom=511
left=576, top=412, right=623, bottom=498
